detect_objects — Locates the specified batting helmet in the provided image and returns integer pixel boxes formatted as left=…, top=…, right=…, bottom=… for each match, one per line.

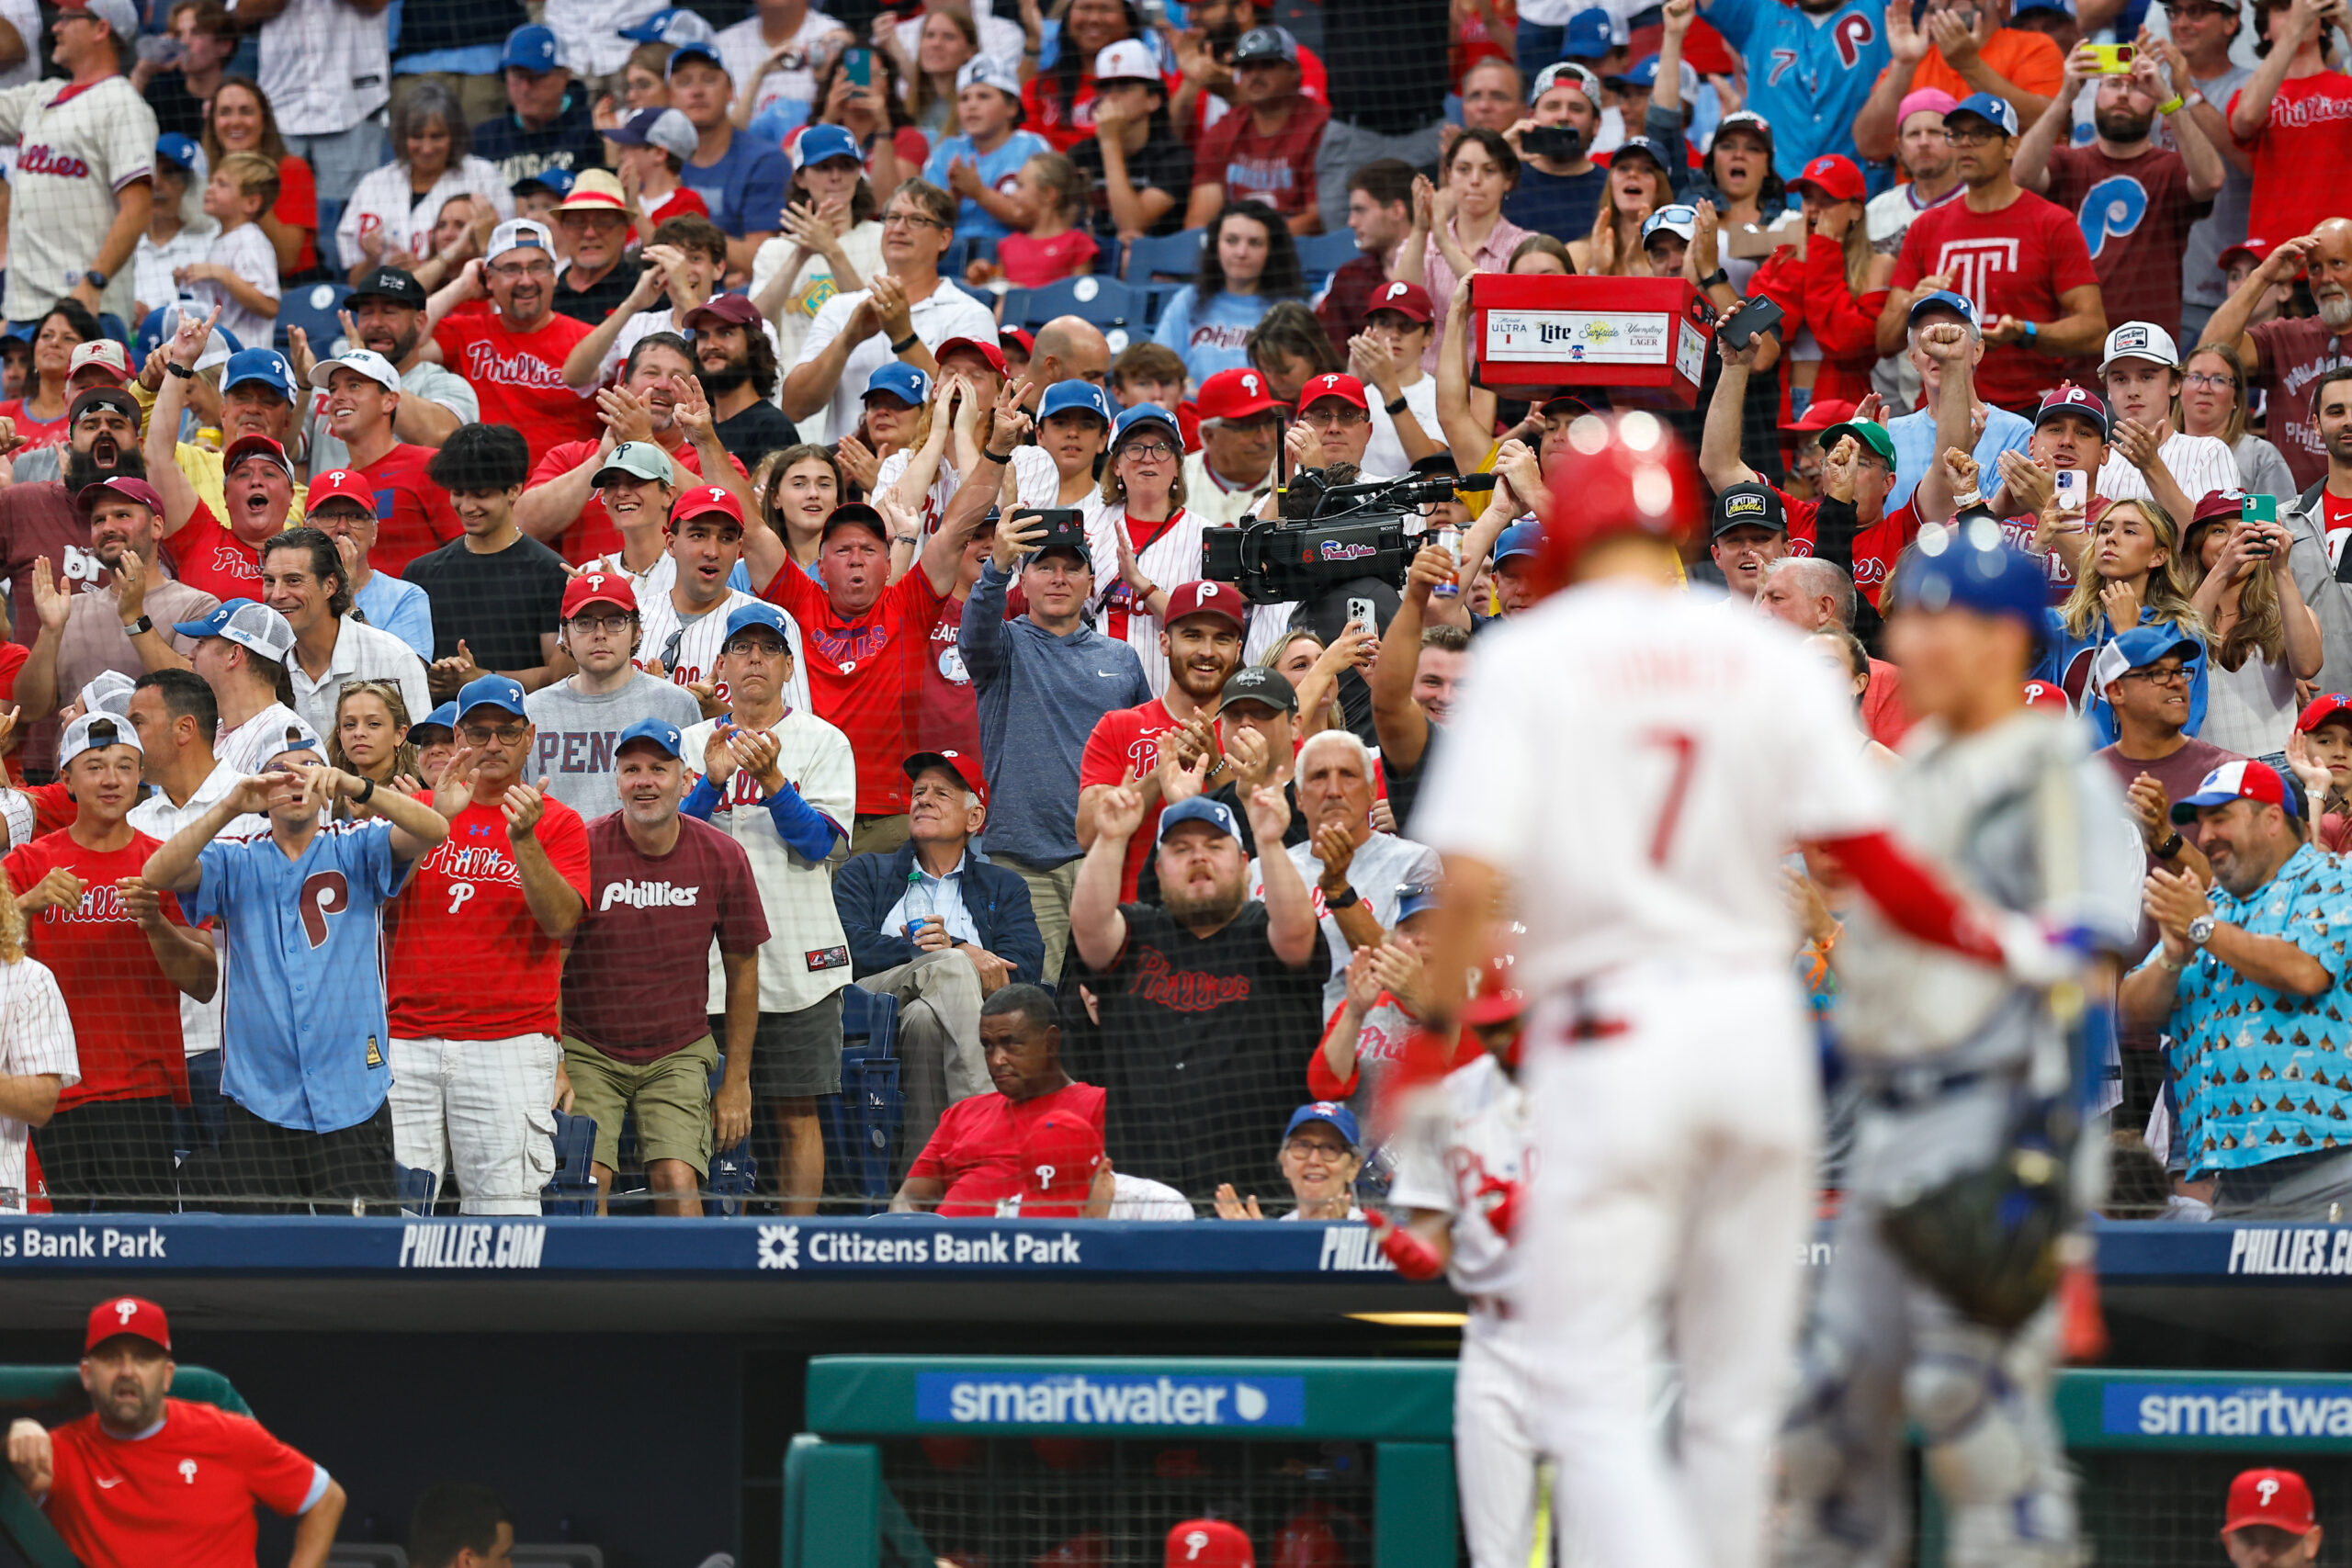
left=1894, top=515, right=2048, bottom=628
left=1535, top=410, right=1702, bottom=595
left=1462, top=944, right=1527, bottom=1066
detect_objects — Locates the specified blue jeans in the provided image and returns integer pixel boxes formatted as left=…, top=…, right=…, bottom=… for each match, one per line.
left=175, top=1048, right=227, bottom=1167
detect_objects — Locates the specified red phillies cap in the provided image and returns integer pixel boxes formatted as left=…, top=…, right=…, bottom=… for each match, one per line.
left=2300, top=692, right=2352, bottom=732
left=86, top=1296, right=170, bottom=1352
left=305, top=468, right=377, bottom=514
left=2219, top=236, right=2274, bottom=272
left=1020, top=1111, right=1102, bottom=1215
left=671, top=484, right=744, bottom=530
left=1000, top=326, right=1035, bottom=355
left=1365, top=278, right=1433, bottom=325
left=1162, top=580, right=1245, bottom=631
left=934, top=335, right=1008, bottom=376
left=1299, top=372, right=1367, bottom=412
left=1781, top=397, right=1856, bottom=434
left=1793, top=152, right=1864, bottom=204
left=903, top=747, right=986, bottom=805
left=2021, top=679, right=2069, bottom=710
left=1194, top=367, right=1282, bottom=423
left=2223, top=1468, right=2316, bottom=1536
left=562, top=569, right=639, bottom=617
left=1167, top=1519, right=1254, bottom=1567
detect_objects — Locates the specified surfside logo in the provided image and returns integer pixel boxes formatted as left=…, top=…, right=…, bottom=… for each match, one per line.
left=2108, top=1382, right=2352, bottom=1438
left=917, top=1372, right=1306, bottom=1428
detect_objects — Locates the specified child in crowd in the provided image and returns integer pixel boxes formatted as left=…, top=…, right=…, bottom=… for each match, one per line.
left=921, top=56, right=1050, bottom=242
left=1109, top=342, right=1198, bottom=449
left=993, top=152, right=1098, bottom=287
left=134, top=134, right=216, bottom=325
left=328, top=679, right=422, bottom=820
left=176, top=150, right=281, bottom=352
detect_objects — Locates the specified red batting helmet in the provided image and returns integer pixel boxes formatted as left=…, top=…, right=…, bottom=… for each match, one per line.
left=1535, top=410, right=1702, bottom=596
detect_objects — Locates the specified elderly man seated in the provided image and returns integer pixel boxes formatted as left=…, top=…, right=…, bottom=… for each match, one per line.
left=888, top=985, right=1103, bottom=1216
left=835, top=749, right=1044, bottom=1168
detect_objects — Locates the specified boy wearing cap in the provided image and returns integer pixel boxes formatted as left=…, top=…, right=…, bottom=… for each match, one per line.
left=411, top=425, right=572, bottom=695
left=567, top=716, right=771, bottom=1215
left=2222, top=1468, right=2324, bottom=1566
left=4, top=712, right=210, bottom=1210
left=144, top=724, right=448, bottom=1209
left=607, top=112, right=712, bottom=241
left=684, top=600, right=854, bottom=1210
left=133, top=133, right=217, bottom=325
left=2084, top=324, right=2241, bottom=504
left=471, top=23, right=605, bottom=190
left=1883, top=91, right=2105, bottom=415
left=639, top=484, right=808, bottom=714
left=6, top=1296, right=346, bottom=1566
left=306, top=347, right=465, bottom=575
left=1355, top=281, right=1440, bottom=479
left=922, top=57, right=1052, bottom=242
left=1183, top=26, right=1329, bottom=231
left=426, top=218, right=603, bottom=465
left=524, top=568, right=706, bottom=819
left=1076, top=39, right=1193, bottom=246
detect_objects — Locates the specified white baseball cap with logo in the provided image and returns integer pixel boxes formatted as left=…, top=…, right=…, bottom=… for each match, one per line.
left=174, top=598, right=298, bottom=664
left=2099, top=321, right=2180, bottom=372
left=486, top=219, right=556, bottom=266
left=1093, top=38, right=1159, bottom=84
left=308, top=348, right=401, bottom=393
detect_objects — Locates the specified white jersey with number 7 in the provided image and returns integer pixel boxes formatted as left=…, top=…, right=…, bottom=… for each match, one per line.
left=1412, top=580, right=1894, bottom=994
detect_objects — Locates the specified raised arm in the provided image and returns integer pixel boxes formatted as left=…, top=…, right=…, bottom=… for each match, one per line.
left=145, top=303, right=220, bottom=538
left=1069, top=773, right=1143, bottom=971
left=2199, top=232, right=2313, bottom=367
left=2012, top=48, right=2090, bottom=192
left=1251, top=785, right=1318, bottom=968
left=561, top=255, right=672, bottom=389
left=1701, top=336, right=1764, bottom=491
left=1852, top=0, right=1932, bottom=161
left=2230, top=0, right=2322, bottom=140
left=1434, top=277, right=1499, bottom=470
left=142, top=772, right=283, bottom=894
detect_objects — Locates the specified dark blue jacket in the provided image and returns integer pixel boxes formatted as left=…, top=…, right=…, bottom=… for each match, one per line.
left=833, top=844, right=1046, bottom=986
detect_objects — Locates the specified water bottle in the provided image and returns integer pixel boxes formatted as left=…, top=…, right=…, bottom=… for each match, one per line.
left=1430, top=523, right=1461, bottom=599
left=905, top=867, right=933, bottom=944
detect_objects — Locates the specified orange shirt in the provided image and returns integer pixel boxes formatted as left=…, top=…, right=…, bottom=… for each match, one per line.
left=1879, top=28, right=2064, bottom=111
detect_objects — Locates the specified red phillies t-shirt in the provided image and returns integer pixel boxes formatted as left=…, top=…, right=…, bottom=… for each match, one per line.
left=431, top=302, right=601, bottom=465
left=348, top=443, right=461, bottom=576
left=997, top=227, right=1102, bottom=288
left=1193, top=95, right=1332, bottom=221
left=560, top=812, right=769, bottom=1060
left=910, top=1077, right=1105, bottom=1214
left=1078, top=697, right=1179, bottom=903
left=2232, top=71, right=2352, bottom=256
left=762, top=564, right=946, bottom=816
left=44, top=1399, right=322, bottom=1568
left=1776, top=489, right=1925, bottom=608
left=530, top=436, right=745, bottom=565
left=2248, top=313, right=2352, bottom=491
left=159, top=505, right=264, bottom=603
left=2040, top=144, right=2208, bottom=354
left=1023, top=72, right=1103, bottom=151
left=1, top=830, right=189, bottom=1107
left=917, top=594, right=983, bottom=765
left=1890, top=189, right=2100, bottom=409
left=386, top=795, right=590, bottom=1041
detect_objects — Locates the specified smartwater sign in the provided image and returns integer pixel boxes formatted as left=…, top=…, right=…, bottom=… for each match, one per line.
left=915, top=1371, right=1306, bottom=1429
left=2103, top=1382, right=2352, bottom=1440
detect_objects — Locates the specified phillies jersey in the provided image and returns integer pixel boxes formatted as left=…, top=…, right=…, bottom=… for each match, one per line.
left=1702, top=0, right=1888, bottom=177
left=42, top=1398, right=326, bottom=1568
left=1077, top=697, right=1180, bottom=903
left=430, top=303, right=600, bottom=464
left=347, top=442, right=462, bottom=576
left=761, top=558, right=944, bottom=816
left=159, top=505, right=265, bottom=604
left=638, top=581, right=809, bottom=716
left=1387, top=1051, right=1532, bottom=1296
left=1082, top=507, right=1213, bottom=699
left=0, top=74, right=154, bottom=322
left=386, top=795, right=590, bottom=1041
left=1413, top=582, right=1891, bottom=994
left=1890, top=190, right=2099, bottom=410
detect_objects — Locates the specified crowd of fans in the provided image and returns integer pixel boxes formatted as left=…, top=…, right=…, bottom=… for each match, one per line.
left=0, top=0, right=2340, bottom=1223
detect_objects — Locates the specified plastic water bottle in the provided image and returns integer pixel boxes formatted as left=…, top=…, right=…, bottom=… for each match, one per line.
left=1431, top=523, right=1461, bottom=599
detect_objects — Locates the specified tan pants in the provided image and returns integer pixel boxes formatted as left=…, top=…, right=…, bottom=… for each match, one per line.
left=850, top=813, right=911, bottom=860
left=994, top=852, right=1080, bottom=984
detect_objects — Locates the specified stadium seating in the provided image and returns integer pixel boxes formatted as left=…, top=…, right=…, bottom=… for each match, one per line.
left=1122, top=228, right=1204, bottom=283
left=1293, top=230, right=1362, bottom=286
left=1001, top=276, right=1148, bottom=334
left=543, top=1111, right=599, bottom=1216
left=820, top=987, right=901, bottom=1209
left=278, top=281, right=352, bottom=356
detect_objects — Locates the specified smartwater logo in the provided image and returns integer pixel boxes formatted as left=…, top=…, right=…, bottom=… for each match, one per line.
left=2107, top=1382, right=2352, bottom=1438
left=916, top=1372, right=1306, bottom=1428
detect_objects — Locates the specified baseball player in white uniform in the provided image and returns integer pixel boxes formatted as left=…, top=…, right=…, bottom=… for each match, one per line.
left=0, top=0, right=155, bottom=327
left=1409, top=412, right=2080, bottom=1568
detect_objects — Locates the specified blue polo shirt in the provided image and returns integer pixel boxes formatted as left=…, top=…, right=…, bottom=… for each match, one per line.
left=187, top=819, right=413, bottom=1134
left=2161, top=841, right=2352, bottom=1178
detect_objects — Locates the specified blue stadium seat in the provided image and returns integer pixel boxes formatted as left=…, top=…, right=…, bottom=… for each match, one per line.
left=1124, top=227, right=1205, bottom=283
left=997, top=287, right=1029, bottom=329
left=542, top=1111, right=599, bottom=1216
left=1293, top=229, right=1362, bottom=286
left=820, top=987, right=901, bottom=1209
left=395, top=1164, right=439, bottom=1215
left=96, top=312, right=129, bottom=349
left=1006, top=276, right=1147, bottom=333
left=277, top=281, right=351, bottom=356
left=703, top=1056, right=757, bottom=1217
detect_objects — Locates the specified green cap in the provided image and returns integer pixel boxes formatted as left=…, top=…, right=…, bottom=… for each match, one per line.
left=1819, top=420, right=1895, bottom=468
left=592, top=440, right=676, bottom=488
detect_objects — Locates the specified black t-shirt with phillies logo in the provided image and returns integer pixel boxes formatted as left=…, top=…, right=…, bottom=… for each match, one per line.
left=1065, top=901, right=1329, bottom=1197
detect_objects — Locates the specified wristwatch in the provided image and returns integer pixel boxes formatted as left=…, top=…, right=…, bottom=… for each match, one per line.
left=1699, top=267, right=1730, bottom=289
left=1322, top=884, right=1360, bottom=909
left=82, top=269, right=106, bottom=290
left=2154, top=829, right=2185, bottom=861
left=123, top=615, right=152, bottom=637
left=1385, top=395, right=1409, bottom=416
left=2187, top=912, right=2219, bottom=948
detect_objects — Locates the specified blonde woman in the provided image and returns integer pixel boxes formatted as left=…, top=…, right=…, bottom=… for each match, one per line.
left=2185, top=498, right=2321, bottom=755
left=0, top=866, right=77, bottom=1213
left=2038, top=495, right=2211, bottom=745
left=1262, top=626, right=1365, bottom=739
left=328, top=680, right=421, bottom=818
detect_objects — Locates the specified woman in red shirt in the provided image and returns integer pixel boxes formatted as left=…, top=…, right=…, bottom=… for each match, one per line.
left=1751, top=154, right=1889, bottom=419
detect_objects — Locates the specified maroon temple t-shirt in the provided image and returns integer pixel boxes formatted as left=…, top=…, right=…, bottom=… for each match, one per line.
left=560, top=813, right=770, bottom=1061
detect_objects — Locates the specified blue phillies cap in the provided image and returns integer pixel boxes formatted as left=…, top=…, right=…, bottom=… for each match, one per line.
left=154, top=132, right=203, bottom=176
left=619, top=6, right=715, bottom=44
left=1157, top=795, right=1240, bottom=844
left=173, top=598, right=295, bottom=661
left=721, top=600, right=796, bottom=649
left=1562, top=7, right=1619, bottom=58
left=1284, top=1100, right=1363, bottom=1150
left=1948, top=92, right=2020, bottom=137
left=410, top=701, right=458, bottom=739
left=502, top=23, right=560, bottom=72
left=1894, top=517, right=2050, bottom=627
left=456, top=673, right=528, bottom=720
left=1611, top=135, right=1675, bottom=176
left=666, top=39, right=725, bottom=78
left=865, top=360, right=930, bottom=407
left=616, top=716, right=685, bottom=760
left=1112, top=401, right=1182, bottom=448
left=1040, top=379, right=1115, bottom=423
left=792, top=122, right=862, bottom=171
left=1493, top=521, right=1544, bottom=564
left=2090, top=625, right=2201, bottom=697
left=222, top=346, right=295, bottom=399
left=515, top=166, right=575, bottom=198
left=1907, top=288, right=1979, bottom=331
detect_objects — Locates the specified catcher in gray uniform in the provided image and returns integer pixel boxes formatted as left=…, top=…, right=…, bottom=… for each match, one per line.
left=1778, top=524, right=2144, bottom=1568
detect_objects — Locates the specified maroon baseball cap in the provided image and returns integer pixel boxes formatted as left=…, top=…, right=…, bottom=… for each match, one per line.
left=1161, top=580, right=1244, bottom=631
left=903, top=747, right=986, bottom=805
left=2034, top=384, right=2110, bottom=438
left=2193, top=488, right=2251, bottom=527
left=683, top=293, right=763, bottom=332
left=85, top=1296, right=170, bottom=1352
left=2224, top=1468, right=2316, bottom=1535
left=75, top=475, right=163, bottom=514
left=1364, top=278, right=1433, bottom=325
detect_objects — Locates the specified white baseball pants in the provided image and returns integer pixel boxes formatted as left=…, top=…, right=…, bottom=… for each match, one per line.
left=389, top=1033, right=561, bottom=1215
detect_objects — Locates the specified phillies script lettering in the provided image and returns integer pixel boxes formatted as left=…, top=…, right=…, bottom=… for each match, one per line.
left=416, top=841, right=520, bottom=885
left=462, top=341, right=570, bottom=389
left=2271, top=87, right=2352, bottom=129
left=17, top=145, right=89, bottom=179
left=600, top=879, right=703, bottom=911
left=42, top=885, right=130, bottom=927
left=1125, top=947, right=1250, bottom=1010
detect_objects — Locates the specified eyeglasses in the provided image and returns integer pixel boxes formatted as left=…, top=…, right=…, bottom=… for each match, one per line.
left=2120, top=662, right=2191, bottom=686
left=1300, top=409, right=1369, bottom=429
left=1941, top=126, right=2004, bottom=144
left=2183, top=371, right=2236, bottom=391
left=459, top=720, right=530, bottom=745
left=1118, top=439, right=1177, bottom=461
left=881, top=210, right=946, bottom=230
left=1283, top=1137, right=1350, bottom=1162
left=491, top=259, right=556, bottom=279
left=568, top=614, right=636, bottom=637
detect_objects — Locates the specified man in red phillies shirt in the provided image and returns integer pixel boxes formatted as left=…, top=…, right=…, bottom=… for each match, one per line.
left=1884, top=92, right=2108, bottom=413
left=5, top=1297, right=345, bottom=1568
left=2202, top=220, right=2352, bottom=491
left=757, top=495, right=991, bottom=857
left=1077, top=581, right=1247, bottom=904
left=2228, top=0, right=2352, bottom=249
left=1183, top=26, right=1331, bottom=232
left=1, top=713, right=212, bottom=1211
left=301, top=347, right=460, bottom=576
left=385, top=673, right=588, bottom=1216
left=424, top=219, right=601, bottom=466
left=889, top=984, right=1106, bottom=1215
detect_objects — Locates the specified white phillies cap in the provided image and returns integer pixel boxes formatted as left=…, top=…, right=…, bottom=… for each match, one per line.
left=1093, top=38, right=1159, bottom=84
left=57, top=711, right=141, bottom=769
left=957, top=54, right=1023, bottom=99
left=486, top=219, right=555, bottom=266
left=2099, top=321, right=2180, bottom=372
left=309, top=348, right=401, bottom=393
left=174, top=598, right=297, bottom=664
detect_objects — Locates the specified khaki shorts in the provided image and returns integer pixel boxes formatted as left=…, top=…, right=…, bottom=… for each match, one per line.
left=562, top=1033, right=718, bottom=1178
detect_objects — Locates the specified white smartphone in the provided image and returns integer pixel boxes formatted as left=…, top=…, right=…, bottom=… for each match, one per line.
left=1346, top=596, right=1377, bottom=637
left=2053, top=469, right=2089, bottom=514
